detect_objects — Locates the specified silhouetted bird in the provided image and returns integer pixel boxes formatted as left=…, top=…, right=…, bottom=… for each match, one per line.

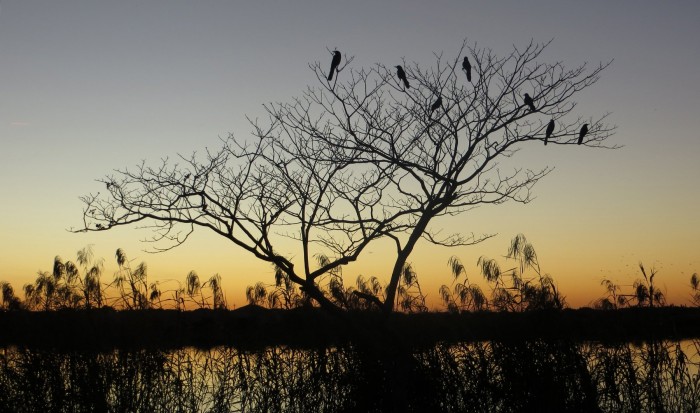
left=184, top=173, right=191, bottom=180
left=523, top=93, right=536, bottom=112
left=430, top=96, right=442, bottom=115
left=462, top=57, right=472, bottom=82
left=328, top=50, right=341, bottom=81
left=396, top=65, right=410, bottom=88
left=578, top=124, right=588, bottom=145
left=545, top=119, right=555, bottom=145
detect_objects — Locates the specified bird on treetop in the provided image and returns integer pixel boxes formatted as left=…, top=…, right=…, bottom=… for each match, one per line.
left=578, top=124, right=589, bottom=145
left=396, top=65, right=410, bottom=89
left=328, top=50, right=341, bottom=81
left=430, top=96, right=443, bottom=114
left=462, top=57, right=472, bottom=82
left=545, top=119, right=555, bottom=145
left=523, top=93, right=536, bottom=112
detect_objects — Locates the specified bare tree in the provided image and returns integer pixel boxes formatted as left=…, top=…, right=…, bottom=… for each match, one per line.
left=76, top=40, right=615, bottom=313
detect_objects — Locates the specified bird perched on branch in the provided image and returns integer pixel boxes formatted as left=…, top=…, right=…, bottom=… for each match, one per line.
left=328, top=50, right=341, bottom=81
left=523, top=93, right=536, bottom=112
left=430, top=96, right=443, bottom=115
left=462, top=57, right=472, bottom=82
left=578, top=124, right=588, bottom=145
left=396, top=65, right=410, bottom=89
left=545, top=119, right=555, bottom=145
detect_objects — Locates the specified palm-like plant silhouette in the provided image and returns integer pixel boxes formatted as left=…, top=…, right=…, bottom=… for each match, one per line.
left=441, top=234, right=564, bottom=312
left=112, top=249, right=150, bottom=310
left=183, top=271, right=227, bottom=309
left=595, top=263, right=666, bottom=309
left=22, top=246, right=104, bottom=310
left=440, top=256, right=487, bottom=312
left=396, top=264, right=428, bottom=313
left=691, top=273, right=700, bottom=306
left=10, top=247, right=226, bottom=311
left=0, top=281, right=22, bottom=310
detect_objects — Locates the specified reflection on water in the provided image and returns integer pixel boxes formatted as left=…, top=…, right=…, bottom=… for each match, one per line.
left=1, top=340, right=699, bottom=412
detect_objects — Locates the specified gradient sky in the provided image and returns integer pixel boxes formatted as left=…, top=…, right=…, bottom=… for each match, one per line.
left=1, top=1, right=699, bottom=309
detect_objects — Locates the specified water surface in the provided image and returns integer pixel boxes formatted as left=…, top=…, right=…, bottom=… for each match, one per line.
left=1, top=340, right=698, bottom=412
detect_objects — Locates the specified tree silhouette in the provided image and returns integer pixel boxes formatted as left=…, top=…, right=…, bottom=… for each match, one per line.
left=77, top=40, right=615, bottom=313
left=244, top=257, right=428, bottom=312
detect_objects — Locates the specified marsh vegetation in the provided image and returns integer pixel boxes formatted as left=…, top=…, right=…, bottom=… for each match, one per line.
left=2, top=238, right=699, bottom=410
left=1, top=340, right=699, bottom=412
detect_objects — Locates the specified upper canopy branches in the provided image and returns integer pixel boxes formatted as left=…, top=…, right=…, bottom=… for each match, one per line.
left=75, top=40, right=615, bottom=312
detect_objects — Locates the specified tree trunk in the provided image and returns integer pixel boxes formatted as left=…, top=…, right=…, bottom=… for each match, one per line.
left=383, top=211, right=434, bottom=313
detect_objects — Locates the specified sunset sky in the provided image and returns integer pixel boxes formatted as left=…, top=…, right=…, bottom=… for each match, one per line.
left=1, top=1, right=699, bottom=309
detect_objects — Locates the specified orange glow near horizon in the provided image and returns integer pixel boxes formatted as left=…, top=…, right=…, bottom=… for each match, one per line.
left=2, top=227, right=696, bottom=310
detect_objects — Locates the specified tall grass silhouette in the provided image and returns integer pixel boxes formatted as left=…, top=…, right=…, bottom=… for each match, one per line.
left=595, top=263, right=666, bottom=309
left=0, top=340, right=698, bottom=412
left=440, top=234, right=564, bottom=312
left=5, top=246, right=227, bottom=311
left=1, top=237, right=696, bottom=313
